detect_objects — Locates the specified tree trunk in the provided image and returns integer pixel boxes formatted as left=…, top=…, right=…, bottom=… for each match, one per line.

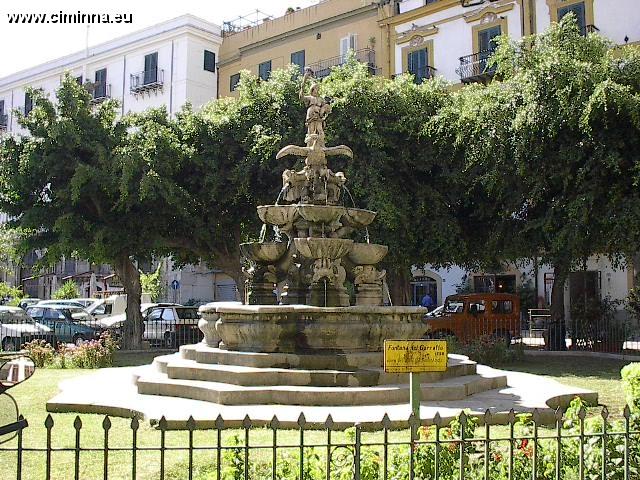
left=548, top=262, right=568, bottom=351
left=214, top=253, right=245, bottom=303
left=113, top=254, right=143, bottom=350
left=388, top=268, right=412, bottom=306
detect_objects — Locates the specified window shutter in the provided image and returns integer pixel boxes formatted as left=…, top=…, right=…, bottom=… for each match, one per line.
left=340, top=37, right=350, bottom=57
left=349, top=33, right=358, bottom=51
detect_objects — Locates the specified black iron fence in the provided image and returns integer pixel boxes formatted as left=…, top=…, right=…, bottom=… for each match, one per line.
left=405, top=65, right=437, bottom=84
left=1, top=406, right=639, bottom=479
left=0, top=315, right=202, bottom=352
left=456, top=50, right=497, bottom=83
left=130, top=69, right=165, bottom=94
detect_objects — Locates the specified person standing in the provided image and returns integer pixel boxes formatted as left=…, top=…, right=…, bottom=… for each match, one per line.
left=420, top=293, right=434, bottom=311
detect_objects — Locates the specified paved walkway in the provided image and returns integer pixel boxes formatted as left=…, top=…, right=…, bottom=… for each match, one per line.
left=47, top=364, right=596, bottom=429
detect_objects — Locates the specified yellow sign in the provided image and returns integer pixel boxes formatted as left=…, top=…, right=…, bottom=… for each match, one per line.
left=383, top=339, right=448, bottom=373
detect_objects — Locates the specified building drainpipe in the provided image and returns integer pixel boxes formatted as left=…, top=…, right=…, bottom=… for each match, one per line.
left=216, top=65, right=220, bottom=99
left=169, top=40, right=175, bottom=115
left=122, top=56, right=127, bottom=117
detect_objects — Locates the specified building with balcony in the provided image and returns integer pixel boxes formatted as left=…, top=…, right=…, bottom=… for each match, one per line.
left=217, top=0, right=392, bottom=97
left=0, top=15, right=238, bottom=302
left=0, top=14, right=222, bottom=136
left=385, top=0, right=640, bottom=85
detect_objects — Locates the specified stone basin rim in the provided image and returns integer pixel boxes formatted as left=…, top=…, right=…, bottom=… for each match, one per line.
left=200, top=304, right=428, bottom=314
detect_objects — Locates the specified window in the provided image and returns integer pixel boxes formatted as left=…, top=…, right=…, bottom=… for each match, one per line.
left=444, top=299, right=464, bottom=314
left=230, top=73, right=241, bottom=91
left=478, top=25, right=502, bottom=53
left=204, top=50, right=216, bottom=72
left=94, top=68, right=107, bottom=98
left=161, top=308, right=176, bottom=321
left=258, top=60, right=272, bottom=81
left=144, top=52, right=158, bottom=84
left=558, top=2, right=587, bottom=35
left=0, top=100, right=4, bottom=115
left=291, top=50, right=305, bottom=72
left=24, top=92, right=33, bottom=115
left=468, top=300, right=486, bottom=315
left=75, top=75, right=83, bottom=85
left=0, top=100, right=5, bottom=126
left=492, top=300, right=514, bottom=314
left=340, top=34, right=358, bottom=59
left=407, top=48, right=430, bottom=84
left=229, top=73, right=240, bottom=92
left=146, top=309, right=162, bottom=322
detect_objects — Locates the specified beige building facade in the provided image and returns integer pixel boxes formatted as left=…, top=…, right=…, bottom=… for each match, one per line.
left=218, top=0, right=393, bottom=97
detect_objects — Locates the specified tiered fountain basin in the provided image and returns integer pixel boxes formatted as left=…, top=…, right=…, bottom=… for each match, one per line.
left=201, top=303, right=427, bottom=353
left=257, top=205, right=377, bottom=229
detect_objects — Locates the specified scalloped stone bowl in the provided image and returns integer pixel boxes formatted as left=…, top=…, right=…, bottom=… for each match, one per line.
left=240, top=242, right=288, bottom=263
left=297, top=205, right=346, bottom=224
left=343, top=208, right=377, bottom=228
left=294, top=237, right=353, bottom=260
left=257, top=205, right=298, bottom=226
left=348, top=243, right=388, bottom=265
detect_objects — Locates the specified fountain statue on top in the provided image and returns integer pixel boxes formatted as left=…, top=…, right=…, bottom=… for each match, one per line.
left=200, top=72, right=426, bottom=354
left=241, top=71, right=388, bottom=308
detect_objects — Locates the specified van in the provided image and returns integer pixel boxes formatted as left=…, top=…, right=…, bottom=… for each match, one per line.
left=423, top=293, right=520, bottom=343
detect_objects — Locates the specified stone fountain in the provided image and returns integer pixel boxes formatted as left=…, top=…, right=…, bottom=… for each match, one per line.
left=200, top=73, right=426, bottom=354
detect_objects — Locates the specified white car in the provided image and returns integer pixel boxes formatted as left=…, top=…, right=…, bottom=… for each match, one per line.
left=36, top=299, right=87, bottom=309
left=0, top=306, right=51, bottom=351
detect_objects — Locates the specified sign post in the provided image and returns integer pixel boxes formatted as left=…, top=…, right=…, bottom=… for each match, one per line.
left=384, top=339, right=448, bottom=419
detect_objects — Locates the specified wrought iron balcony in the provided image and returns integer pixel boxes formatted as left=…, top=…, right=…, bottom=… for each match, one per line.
left=405, top=65, right=437, bottom=84
left=0, top=114, right=7, bottom=130
left=305, top=48, right=378, bottom=79
left=90, top=83, right=111, bottom=104
left=582, top=24, right=599, bottom=36
left=456, top=50, right=497, bottom=84
left=130, top=68, right=164, bottom=94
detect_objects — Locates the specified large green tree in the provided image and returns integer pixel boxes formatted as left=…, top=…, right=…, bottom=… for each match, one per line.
left=428, top=17, right=640, bottom=347
left=0, top=75, right=177, bottom=348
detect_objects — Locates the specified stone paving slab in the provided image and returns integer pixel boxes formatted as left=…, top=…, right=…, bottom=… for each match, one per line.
left=47, top=364, right=597, bottom=430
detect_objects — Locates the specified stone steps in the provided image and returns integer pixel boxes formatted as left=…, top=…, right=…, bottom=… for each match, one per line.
left=155, top=354, right=477, bottom=387
left=135, top=370, right=507, bottom=406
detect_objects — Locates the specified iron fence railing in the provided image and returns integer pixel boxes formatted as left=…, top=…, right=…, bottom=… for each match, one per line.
left=91, top=84, right=112, bottom=103
left=405, top=65, right=437, bottom=84
left=456, top=50, right=497, bottom=83
left=305, top=48, right=378, bottom=79
left=0, top=316, right=202, bottom=352
left=130, top=68, right=164, bottom=94
left=1, top=406, right=639, bottom=479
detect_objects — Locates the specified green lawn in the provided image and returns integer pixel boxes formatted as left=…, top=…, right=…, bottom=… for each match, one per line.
left=0, top=352, right=635, bottom=479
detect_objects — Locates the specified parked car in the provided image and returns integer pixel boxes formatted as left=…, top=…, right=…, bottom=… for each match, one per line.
left=18, top=298, right=41, bottom=310
left=0, top=307, right=51, bottom=351
left=96, top=302, right=181, bottom=330
left=143, top=305, right=202, bottom=348
left=423, top=293, right=520, bottom=344
left=36, top=299, right=87, bottom=309
left=71, top=298, right=98, bottom=308
left=25, top=305, right=100, bottom=346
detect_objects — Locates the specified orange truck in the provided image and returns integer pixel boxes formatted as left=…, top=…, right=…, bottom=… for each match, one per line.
left=423, top=293, right=521, bottom=343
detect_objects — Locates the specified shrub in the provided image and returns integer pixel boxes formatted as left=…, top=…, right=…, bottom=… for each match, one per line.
left=621, top=363, right=640, bottom=413
left=70, top=331, right=119, bottom=368
left=447, top=335, right=524, bottom=365
left=23, top=339, right=54, bottom=367
left=52, top=280, right=80, bottom=300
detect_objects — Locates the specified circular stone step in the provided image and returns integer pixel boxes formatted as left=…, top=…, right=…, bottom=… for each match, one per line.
left=160, top=357, right=476, bottom=387
left=135, top=370, right=508, bottom=406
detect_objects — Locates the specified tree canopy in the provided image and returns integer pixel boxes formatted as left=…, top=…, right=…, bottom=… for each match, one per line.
left=0, top=76, right=179, bottom=347
left=428, top=16, right=640, bottom=341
